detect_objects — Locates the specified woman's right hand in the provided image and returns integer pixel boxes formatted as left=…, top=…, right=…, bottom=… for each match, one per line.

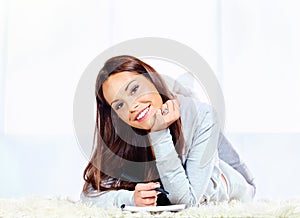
left=134, top=182, right=160, bottom=206
left=150, top=96, right=180, bottom=132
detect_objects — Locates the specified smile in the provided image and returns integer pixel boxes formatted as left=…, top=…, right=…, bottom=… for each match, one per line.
left=136, top=106, right=150, bottom=122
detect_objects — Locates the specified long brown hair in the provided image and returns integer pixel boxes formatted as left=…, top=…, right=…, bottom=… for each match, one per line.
left=83, top=55, right=185, bottom=194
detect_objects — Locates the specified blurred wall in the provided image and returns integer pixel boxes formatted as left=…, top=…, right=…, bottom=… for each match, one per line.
left=0, top=0, right=299, bottom=200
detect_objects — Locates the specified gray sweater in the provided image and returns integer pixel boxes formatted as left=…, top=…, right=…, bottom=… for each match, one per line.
left=81, top=95, right=255, bottom=208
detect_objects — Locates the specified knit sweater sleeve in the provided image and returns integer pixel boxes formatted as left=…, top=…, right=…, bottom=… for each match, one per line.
left=80, top=184, right=135, bottom=208
left=149, top=104, right=220, bottom=207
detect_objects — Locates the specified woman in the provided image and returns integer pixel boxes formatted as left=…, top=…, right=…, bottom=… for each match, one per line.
left=81, top=55, right=255, bottom=208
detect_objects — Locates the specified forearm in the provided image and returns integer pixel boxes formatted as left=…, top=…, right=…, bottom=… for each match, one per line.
left=149, top=129, right=205, bottom=206
left=80, top=186, right=135, bottom=208
left=149, top=104, right=220, bottom=206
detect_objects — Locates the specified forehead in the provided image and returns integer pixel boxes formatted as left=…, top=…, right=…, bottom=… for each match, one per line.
left=102, top=71, right=146, bottom=104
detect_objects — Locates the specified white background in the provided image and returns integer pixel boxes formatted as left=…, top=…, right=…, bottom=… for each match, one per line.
left=0, top=0, right=300, bottom=200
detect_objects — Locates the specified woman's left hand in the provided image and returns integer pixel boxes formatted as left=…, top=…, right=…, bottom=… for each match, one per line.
left=150, top=96, right=180, bottom=132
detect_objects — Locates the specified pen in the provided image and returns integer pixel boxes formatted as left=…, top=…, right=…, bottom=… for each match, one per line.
left=154, top=187, right=169, bottom=195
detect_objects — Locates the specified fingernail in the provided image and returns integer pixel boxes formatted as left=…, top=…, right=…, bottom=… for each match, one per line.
left=153, top=184, right=160, bottom=188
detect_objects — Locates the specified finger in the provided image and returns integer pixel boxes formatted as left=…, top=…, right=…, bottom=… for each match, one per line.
left=155, top=109, right=165, bottom=123
left=161, top=103, right=168, bottom=111
left=169, top=96, right=180, bottom=112
left=135, top=182, right=159, bottom=191
left=174, top=96, right=180, bottom=111
left=140, top=190, right=158, bottom=198
left=150, top=108, right=170, bottom=132
left=161, top=103, right=168, bottom=115
left=173, top=95, right=180, bottom=105
left=171, top=100, right=180, bottom=114
left=142, top=197, right=157, bottom=206
left=172, top=95, right=180, bottom=110
left=165, top=100, right=174, bottom=113
left=153, top=109, right=167, bottom=127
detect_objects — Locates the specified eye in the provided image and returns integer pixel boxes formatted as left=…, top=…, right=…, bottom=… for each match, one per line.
left=115, top=102, right=124, bottom=110
left=130, top=85, right=139, bottom=95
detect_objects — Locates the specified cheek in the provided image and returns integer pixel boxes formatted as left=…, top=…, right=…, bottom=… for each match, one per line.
left=152, top=93, right=163, bottom=107
left=138, top=89, right=162, bottom=103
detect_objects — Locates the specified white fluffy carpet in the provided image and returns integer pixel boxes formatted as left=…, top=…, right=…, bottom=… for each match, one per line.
left=1, top=196, right=300, bottom=218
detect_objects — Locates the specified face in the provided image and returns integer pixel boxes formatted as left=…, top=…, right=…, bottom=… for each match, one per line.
left=102, top=71, right=163, bottom=130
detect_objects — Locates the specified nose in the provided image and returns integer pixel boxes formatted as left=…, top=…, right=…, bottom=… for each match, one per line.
left=129, top=101, right=139, bottom=113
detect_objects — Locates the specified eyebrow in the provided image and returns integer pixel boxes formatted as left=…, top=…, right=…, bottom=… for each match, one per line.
left=110, top=79, right=136, bottom=106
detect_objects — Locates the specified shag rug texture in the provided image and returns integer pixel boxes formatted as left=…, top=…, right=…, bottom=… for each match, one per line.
left=0, top=196, right=300, bottom=218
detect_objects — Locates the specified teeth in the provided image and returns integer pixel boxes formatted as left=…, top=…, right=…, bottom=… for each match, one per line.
left=137, top=107, right=149, bottom=120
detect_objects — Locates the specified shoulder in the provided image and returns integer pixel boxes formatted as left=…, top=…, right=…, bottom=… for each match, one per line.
left=176, top=95, right=219, bottom=163
left=177, top=94, right=218, bottom=138
left=177, top=94, right=215, bottom=122
left=176, top=94, right=217, bottom=132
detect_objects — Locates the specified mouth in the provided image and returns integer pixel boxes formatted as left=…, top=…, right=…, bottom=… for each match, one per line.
left=135, top=105, right=151, bottom=122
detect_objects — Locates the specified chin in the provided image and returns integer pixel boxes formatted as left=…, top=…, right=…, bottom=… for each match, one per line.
left=136, top=124, right=151, bottom=131
left=132, top=120, right=152, bottom=131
